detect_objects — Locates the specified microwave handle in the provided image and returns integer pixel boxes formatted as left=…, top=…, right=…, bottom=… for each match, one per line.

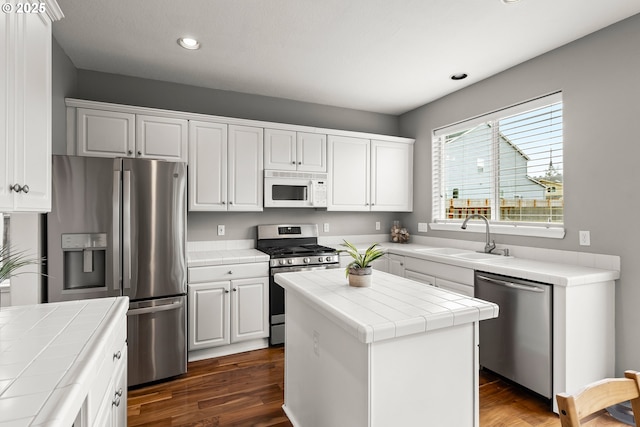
left=309, top=181, right=314, bottom=206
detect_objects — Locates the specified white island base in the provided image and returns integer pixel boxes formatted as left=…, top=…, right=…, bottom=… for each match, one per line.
left=276, top=269, right=499, bottom=427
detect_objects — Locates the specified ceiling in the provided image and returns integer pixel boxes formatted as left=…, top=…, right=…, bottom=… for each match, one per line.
left=52, top=0, right=640, bottom=115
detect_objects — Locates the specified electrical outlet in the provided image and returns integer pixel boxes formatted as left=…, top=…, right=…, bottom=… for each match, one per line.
left=313, top=330, right=320, bottom=356
left=418, top=222, right=429, bottom=233
left=579, top=230, right=590, bottom=246
left=217, top=225, right=225, bottom=236
left=323, top=223, right=330, bottom=233
left=375, top=221, right=381, bottom=231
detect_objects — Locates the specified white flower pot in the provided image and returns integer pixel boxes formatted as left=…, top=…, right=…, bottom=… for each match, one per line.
left=348, top=266, right=372, bottom=287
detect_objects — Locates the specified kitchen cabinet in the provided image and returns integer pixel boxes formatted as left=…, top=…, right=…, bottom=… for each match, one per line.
left=264, top=129, right=326, bottom=172
left=370, top=140, right=413, bottom=212
left=327, top=135, right=413, bottom=212
left=188, top=262, right=269, bottom=359
left=404, top=256, right=474, bottom=296
left=188, top=121, right=263, bottom=211
left=388, top=254, right=406, bottom=277
left=93, top=345, right=127, bottom=427
left=0, top=1, right=62, bottom=212
left=76, top=108, right=188, bottom=162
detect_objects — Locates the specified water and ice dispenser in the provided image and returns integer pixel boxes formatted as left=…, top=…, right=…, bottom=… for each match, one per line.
left=61, top=233, right=108, bottom=290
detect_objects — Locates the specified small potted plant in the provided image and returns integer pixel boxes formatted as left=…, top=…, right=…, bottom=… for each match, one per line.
left=340, top=240, right=384, bottom=287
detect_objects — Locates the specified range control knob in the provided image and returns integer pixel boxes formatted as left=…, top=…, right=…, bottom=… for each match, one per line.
left=303, top=257, right=310, bottom=263
left=278, top=259, right=285, bottom=266
left=318, top=257, right=324, bottom=262
left=325, top=256, right=332, bottom=262
left=287, top=259, right=293, bottom=264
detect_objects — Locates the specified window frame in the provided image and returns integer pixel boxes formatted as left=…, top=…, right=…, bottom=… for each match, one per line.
left=430, top=92, right=565, bottom=239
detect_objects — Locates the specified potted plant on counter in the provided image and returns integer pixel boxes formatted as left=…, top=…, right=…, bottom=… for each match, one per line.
left=340, top=240, right=384, bottom=287
left=0, top=245, right=43, bottom=308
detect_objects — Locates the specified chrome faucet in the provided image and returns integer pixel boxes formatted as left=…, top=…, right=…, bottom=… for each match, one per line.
left=461, top=214, right=496, bottom=254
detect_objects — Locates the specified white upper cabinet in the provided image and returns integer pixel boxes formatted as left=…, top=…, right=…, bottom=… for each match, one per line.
left=77, top=108, right=135, bottom=158
left=370, top=140, right=413, bottom=212
left=228, top=125, right=264, bottom=211
left=328, top=136, right=413, bottom=212
left=188, top=121, right=263, bottom=212
left=264, top=129, right=326, bottom=172
left=0, top=2, right=62, bottom=212
left=136, top=115, right=188, bottom=162
left=75, top=108, right=187, bottom=162
left=188, top=121, right=228, bottom=211
left=327, top=135, right=371, bottom=211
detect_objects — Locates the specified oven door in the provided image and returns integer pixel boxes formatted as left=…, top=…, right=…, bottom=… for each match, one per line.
left=269, top=264, right=340, bottom=345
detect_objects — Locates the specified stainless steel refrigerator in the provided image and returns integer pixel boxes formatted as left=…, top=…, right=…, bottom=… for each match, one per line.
left=47, top=155, right=187, bottom=386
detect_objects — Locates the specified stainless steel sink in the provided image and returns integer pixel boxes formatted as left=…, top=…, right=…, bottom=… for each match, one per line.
left=414, top=247, right=472, bottom=256
left=451, top=252, right=512, bottom=261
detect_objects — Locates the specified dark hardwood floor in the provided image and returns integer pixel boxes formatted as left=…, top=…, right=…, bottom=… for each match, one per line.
left=128, top=347, right=625, bottom=426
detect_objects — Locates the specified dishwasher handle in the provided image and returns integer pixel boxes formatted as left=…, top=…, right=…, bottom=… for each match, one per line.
left=476, top=275, right=545, bottom=293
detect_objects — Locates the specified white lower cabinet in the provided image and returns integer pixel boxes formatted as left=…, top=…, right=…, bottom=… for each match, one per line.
left=187, top=262, right=269, bottom=358
left=402, top=256, right=475, bottom=296
left=388, top=254, right=406, bottom=277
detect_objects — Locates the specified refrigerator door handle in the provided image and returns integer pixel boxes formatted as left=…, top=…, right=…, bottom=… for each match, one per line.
left=127, top=300, right=184, bottom=316
left=113, top=170, right=121, bottom=292
left=123, top=170, right=132, bottom=290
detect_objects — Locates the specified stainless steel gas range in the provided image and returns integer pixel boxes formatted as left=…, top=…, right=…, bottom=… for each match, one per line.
left=257, top=224, right=340, bottom=345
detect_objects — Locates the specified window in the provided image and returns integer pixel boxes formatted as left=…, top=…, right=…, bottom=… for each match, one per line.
left=432, top=93, right=563, bottom=237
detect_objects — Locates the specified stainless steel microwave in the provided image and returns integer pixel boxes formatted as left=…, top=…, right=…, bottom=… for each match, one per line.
left=264, top=170, right=328, bottom=208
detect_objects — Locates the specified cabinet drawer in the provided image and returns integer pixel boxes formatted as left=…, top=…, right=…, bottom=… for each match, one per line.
left=405, top=270, right=435, bottom=286
left=404, top=257, right=474, bottom=286
left=188, top=262, right=269, bottom=283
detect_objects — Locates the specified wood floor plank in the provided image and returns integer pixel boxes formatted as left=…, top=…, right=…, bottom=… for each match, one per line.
left=128, top=347, right=627, bottom=426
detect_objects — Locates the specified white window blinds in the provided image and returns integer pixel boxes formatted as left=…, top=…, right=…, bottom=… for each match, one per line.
left=432, top=92, right=563, bottom=226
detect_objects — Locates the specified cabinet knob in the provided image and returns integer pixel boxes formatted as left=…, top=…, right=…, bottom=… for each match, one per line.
left=115, top=388, right=123, bottom=397
left=227, top=270, right=233, bottom=275
left=128, top=150, right=133, bottom=155
left=137, top=150, right=142, bottom=155
left=224, top=289, right=230, bottom=294
left=21, top=185, right=29, bottom=194
left=298, top=161, right=302, bottom=165
left=113, top=350, right=122, bottom=360
left=10, top=183, right=22, bottom=193
left=112, top=397, right=121, bottom=407
left=233, top=288, right=237, bottom=292
left=291, top=161, right=296, bottom=164
left=229, top=201, right=233, bottom=205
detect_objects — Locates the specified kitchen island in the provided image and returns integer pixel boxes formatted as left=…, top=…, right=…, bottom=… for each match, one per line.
left=275, top=269, right=498, bottom=427
left=0, top=297, right=128, bottom=426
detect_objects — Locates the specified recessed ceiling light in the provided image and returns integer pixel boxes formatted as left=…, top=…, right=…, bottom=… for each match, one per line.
left=450, top=73, right=468, bottom=81
left=178, top=37, right=200, bottom=50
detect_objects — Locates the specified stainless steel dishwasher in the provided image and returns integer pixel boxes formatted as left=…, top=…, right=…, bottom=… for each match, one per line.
left=475, top=271, right=553, bottom=398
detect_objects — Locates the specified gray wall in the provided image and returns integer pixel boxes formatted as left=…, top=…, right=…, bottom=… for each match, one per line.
left=51, top=40, right=404, bottom=240
left=399, top=13, right=640, bottom=375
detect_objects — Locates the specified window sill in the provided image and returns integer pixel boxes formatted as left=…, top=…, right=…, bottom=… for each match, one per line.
left=429, top=222, right=565, bottom=239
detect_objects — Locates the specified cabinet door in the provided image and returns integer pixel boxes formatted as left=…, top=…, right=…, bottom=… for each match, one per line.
left=77, top=108, right=135, bottom=158
left=188, top=121, right=228, bottom=211
left=371, top=140, right=413, bottom=212
left=388, top=254, right=405, bottom=277
left=228, top=125, right=263, bottom=211
left=188, top=282, right=231, bottom=350
left=0, top=11, right=13, bottom=210
left=111, top=344, right=128, bottom=427
left=297, top=132, right=326, bottom=172
left=370, top=255, right=389, bottom=273
left=264, top=128, right=296, bottom=171
left=327, top=135, right=370, bottom=211
left=231, top=277, right=269, bottom=343
left=136, top=115, right=188, bottom=162
left=7, top=11, right=52, bottom=212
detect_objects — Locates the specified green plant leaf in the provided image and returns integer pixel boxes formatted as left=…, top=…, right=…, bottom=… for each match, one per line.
left=0, top=245, right=44, bottom=283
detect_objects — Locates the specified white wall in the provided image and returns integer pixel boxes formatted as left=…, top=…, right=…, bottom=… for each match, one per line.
left=399, top=13, right=640, bottom=375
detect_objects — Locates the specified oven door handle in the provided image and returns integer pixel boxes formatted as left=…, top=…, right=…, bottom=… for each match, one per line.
left=271, top=264, right=341, bottom=275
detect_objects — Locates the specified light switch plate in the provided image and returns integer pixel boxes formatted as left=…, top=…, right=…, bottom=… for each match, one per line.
left=418, top=222, right=429, bottom=233
left=375, top=221, right=381, bottom=230
left=217, top=225, right=225, bottom=236
left=323, top=223, right=330, bottom=233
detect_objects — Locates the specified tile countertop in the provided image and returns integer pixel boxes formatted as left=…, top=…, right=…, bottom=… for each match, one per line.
left=337, top=242, right=620, bottom=287
left=0, top=297, right=129, bottom=426
left=187, top=248, right=269, bottom=267
left=275, top=269, right=499, bottom=344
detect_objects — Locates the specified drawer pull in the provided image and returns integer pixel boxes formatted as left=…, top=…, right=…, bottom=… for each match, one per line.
left=115, top=388, right=123, bottom=397
left=112, top=396, right=121, bottom=407
left=113, top=351, right=122, bottom=360
left=227, top=271, right=233, bottom=274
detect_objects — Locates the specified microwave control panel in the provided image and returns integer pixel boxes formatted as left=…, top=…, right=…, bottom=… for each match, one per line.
left=313, top=181, right=327, bottom=206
